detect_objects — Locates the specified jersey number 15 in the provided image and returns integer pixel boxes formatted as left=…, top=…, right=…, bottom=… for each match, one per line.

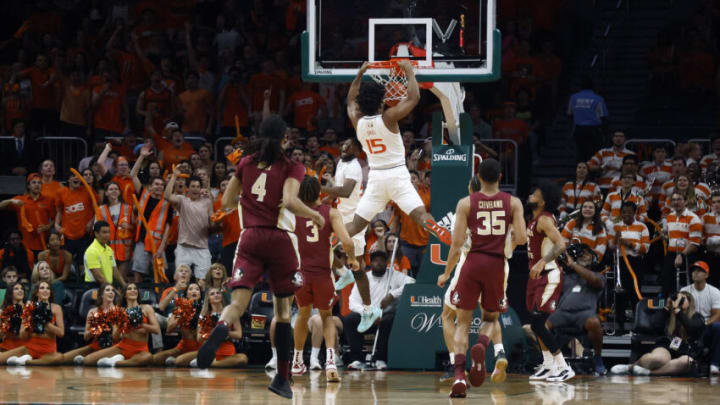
left=476, top=211, right=506, bottom=236
left=365, top=138, right=387, bottom=154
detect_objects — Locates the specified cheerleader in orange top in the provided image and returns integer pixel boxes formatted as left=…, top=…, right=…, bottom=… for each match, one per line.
left=83, top=283, right=160, bottom=367
left=61, top=283, right=119, bottom=365
left=151, top=282, right=202, bottom=366
left=174, top=287, right=248, bottom=368
left=0, top=281, right=64, bottom=365
left=0, top=282, right=28, bottom=352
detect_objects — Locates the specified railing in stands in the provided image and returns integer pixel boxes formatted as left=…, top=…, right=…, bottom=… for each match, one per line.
left=624, top=139, right=676, bottom=162
left=477, top=139, right=518, bottom=195
left=37, top=137, right=88, bottom=178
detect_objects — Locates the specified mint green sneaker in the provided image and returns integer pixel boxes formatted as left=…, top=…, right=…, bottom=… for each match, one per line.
left=334, top=270, right=355, bottom=290
left=358, top=306, right=382, bottom=333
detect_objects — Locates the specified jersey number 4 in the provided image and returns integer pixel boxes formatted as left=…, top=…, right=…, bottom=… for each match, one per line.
left=251, top=173, right=267, bottom=202
left=476, top=211, right=506, bottom=236
left=365, top=138, right=387, bottom=154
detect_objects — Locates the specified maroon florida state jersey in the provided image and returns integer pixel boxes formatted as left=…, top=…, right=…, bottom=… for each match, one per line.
left=236, top=154, right=305, bottom=231
left=467, top=191, right=513, bottom=256
left=294, top=204, right=333, bottom=276
left=527, top=211, right=559, bottom=270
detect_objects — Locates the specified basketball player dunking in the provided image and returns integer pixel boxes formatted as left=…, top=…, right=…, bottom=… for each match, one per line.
left=196, top=115, right=349, bottom=399
left=526, top=182, right=575, bottom=382
left=437, top=159, right=527, bottom=398
left=345, top=60, right=452, bottom=333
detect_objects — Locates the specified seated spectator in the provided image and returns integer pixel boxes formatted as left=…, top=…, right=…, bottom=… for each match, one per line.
left=661, top=192, right=703, bottom=296
left=365, top=219, right=389, bottom=265
left=84, top=221, right=126, bottom=289
left=699, top=137, right=720, bottom=173
left=343, top=250, right=415, bottom=370
left=0, top=120, right=38, bottom=176
left=640, top=146, right=673, bottom=206
left=611, top=291, right=705, bottom=376
left=30, top=261, right=64, bottom=305
left=37, top=233, right=73, bottom=282
left=319, top=128, right=340, bottom=158
left=587, top=131, right=634, bottom=192
left=391, top=171, right=429, bottom=277
left=202, top=263, right=231, bottom=303
left=382, top=234, right=412, bottom=275
left=679, top=261, right=720, bottom=375
left=0, top=267, right=20, bottom=304
left=659, top=157, right=689, bottom=207
left=608, top=155, right=647, bottom=196
left=546, top=244, right=606, bottom=374
left=559, top=162, right=601, bottom=219
left=608, top=202, right=650, bottom=334
left=660, top=175, right=708, bottom=217
left=158, top=264, right=193, bottom=314
left=703, top=192, right=720, bottom=288
left=567, top=76, right=608, bottom=162
left=0, top=230, right=34, bottom=282
left=601, top=173, right=648, bottom=228
left=0, top=173, right=55, bottom=256
left=561, top=200, right=608, bottom=261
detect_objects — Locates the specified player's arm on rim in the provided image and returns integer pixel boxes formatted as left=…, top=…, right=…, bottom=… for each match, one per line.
left=221, top=176, right=241, bottom=211
left=510, top=196, right=528, bottom=250
left=437, top=197, right=470, bottom=288
left=281, top=177, right=325, bottom=228
left=329, top=207, right=359, bottom=271
left=530, top=216, right=566, bottom=279
left=382, top=59, right=419, bottom=129
left=346, top=62, right=370, bottom=129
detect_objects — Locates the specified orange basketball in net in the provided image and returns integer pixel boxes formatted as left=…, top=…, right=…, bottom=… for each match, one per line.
left=384, top=81, right=406, bottom=107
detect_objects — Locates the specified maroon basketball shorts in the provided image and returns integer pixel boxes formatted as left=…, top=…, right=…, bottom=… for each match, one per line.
left=295, top=271, right=336, bottom=310
left=526, top=267, right=563, bottom=313
left=449, top=252, right=508, bottom=312
left=228, top=228, right=302, bottom=295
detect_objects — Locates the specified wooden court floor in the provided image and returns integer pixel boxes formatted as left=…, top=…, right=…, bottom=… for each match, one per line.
left=0, top=367, right=719, bottom=404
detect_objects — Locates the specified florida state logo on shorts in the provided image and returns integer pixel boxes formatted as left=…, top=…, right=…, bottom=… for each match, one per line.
left=232, top=267, right=244, bottom=281
left=451, top=291, right=460, bottom=306
left=291, top=271, right=304, bottom=288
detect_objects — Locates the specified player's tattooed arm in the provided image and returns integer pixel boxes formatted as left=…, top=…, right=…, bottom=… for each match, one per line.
left=540, top=215, right=566, bottom=263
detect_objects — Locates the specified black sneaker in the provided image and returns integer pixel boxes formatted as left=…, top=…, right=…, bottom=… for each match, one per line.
left=197, top=322, right=229, bottom=369
left=268, top=374, right=293, bottom=399
left=439, top=362, right=454, bottom=382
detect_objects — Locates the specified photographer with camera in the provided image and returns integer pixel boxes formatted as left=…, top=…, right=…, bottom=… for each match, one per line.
left=611, top=291, right=705, bottom=376
left=544, top=244, right=607, bottom=375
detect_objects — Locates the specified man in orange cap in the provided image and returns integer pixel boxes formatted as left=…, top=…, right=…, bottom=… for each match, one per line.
left=0, top=173, right=55, bottom=256
left=680, top=260, right=720, bottom=375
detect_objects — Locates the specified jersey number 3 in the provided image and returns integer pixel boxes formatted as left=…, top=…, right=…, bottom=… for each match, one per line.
left=476, top=211, right=506, bottom=236
left=365, top=138, right=387, bottom=154
left=305, top=220, right=319, bottom=242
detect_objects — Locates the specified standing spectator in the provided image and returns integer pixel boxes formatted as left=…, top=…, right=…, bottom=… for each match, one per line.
left=493, top=101, right=531, bottom=196
left=662, top=192, right=703, bottom=296
left=39, top=160, right=64, bottom=205
left=165, top=169, right=213, bottom=279
left=54, top=172, right=94, bottom=275
left=213, top=180, right=241, bottom=274
left=178, top=71, right=214, bottom=139
left=559, top=162, right=601, bottom=219
left=568, top=76, right=608, bottom=162
left=91, top=68, right=127, bottom=140
left=217, top=67, right=250, bottom=139
left=284, top=82, right=325, bottom=132
left=608, top=202, right=650, bottom=334
left=503, top=40, right=542, bottom=99
left=96, top=182, right=135, bottom=280
left=0, top=231, right=34, bottom=282
left=391, top=170, right=430, bottom=278
left=703, top=192, right=720, bottom=288
left=0, top=173, right=55, bottom=255
left=343, top=251, right=414, bottom=370
left=158, top=129, right=196, bottom=169
left=680, top=261, right=720, bottom=375
left=58, top=68, right=91, bottom=139
left=306, top=135, right=321, bottom=161
left=136, top=70, right=176, bottom=135
left=640, top=146, right=673, bottom=206
left=2, top=65, right=29, bottom=135
left=249, top=60, right=286, bottom=121
left=561, top=200, right=608, bottom=261
left=588, top=131, right=634, bottom=192
left=1, top=120, right=38, bottom=176
left=18, top=54, right=56, bottom=136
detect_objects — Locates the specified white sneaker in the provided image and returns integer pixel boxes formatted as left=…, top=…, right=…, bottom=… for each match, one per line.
left=189, top=359, right=198, bottom=368
left=610, top=364, right=630, bottom=375
left=546, top=365, right=575, bottom=382
left=97, top=357, right=111, bottom=367
left=265, top=356, right=277, bottom=370
left=347, top=360, right=364, bottom=370
left=711, top=364, right=720, bottom=375
left=6, top=356, right=20, bottom=366
left=325, top=357, right=341, bottom=383
left=107, top=354, right=125, bottom=367
left=309, top=357, right=323, bottom=370
left=529, top=365, right=554, bottom=380
left=190, top=369, right=215, bottom=378
left=375, top=360, right=388, bottom=370
left=165, top=356, right=176, bottom=366
left=631, top=365, right=650, bottom=376
left=73, top=355, right=85, bottom=366
left=292, top=358, right=307, bottom=375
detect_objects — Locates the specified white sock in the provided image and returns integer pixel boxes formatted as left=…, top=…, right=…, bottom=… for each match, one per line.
left=311, top=347, right=320, bottom=361
left=294, top=349, right=303, bottom=363
left=449, top=352, right=455, bottom=365
left=494, top=344, right=505, bottom=357
left=271, top=347, right=277, bottom=359
left=553, top=352, right=567, bottom=369
left=542, top=351, right=553, bottom=367
left=326, top=348, right=335, bottom=362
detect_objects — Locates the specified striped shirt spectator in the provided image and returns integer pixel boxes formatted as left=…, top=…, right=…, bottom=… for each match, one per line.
left=659, top=175, right=710, bottom=216
left=601, top=174, right=648, bottom=226
left=640, top=149, right=673, bottom=204
left=608, top=174, right=648, bottom=197
left=609, top=219, right=650, bottom=257
left=587, top=131, right=634, bottom=190
left=561, top=218, right=608, bottom=260
left=559, top=162, right=601, bottom=218
left=703, top=194, right=720, bottom=255
left=662, top=206, right=703, bottom=254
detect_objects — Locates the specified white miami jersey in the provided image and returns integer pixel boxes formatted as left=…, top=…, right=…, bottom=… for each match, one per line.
left=335, top=157, right=363, bottom=218
left=356, top=115, right=406, bottom=170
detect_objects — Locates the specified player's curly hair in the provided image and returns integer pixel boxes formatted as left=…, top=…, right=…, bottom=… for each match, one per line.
left=535, top=180, right=561, bottom=216
left=299, top=175, right=321, bottom=205
left=356, top=82, right=386, bottom=116
left=247, top=114, right=286, bottom=165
